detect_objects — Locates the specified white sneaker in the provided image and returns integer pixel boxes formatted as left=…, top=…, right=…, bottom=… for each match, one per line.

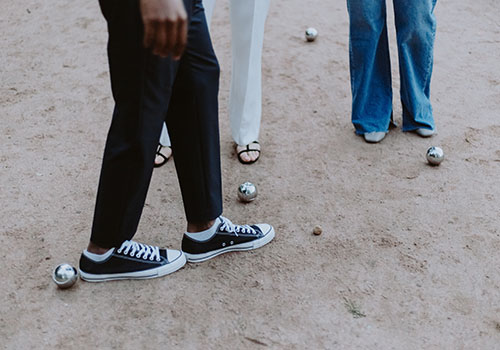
left=415, top=128, right=435, bottom=137
left=363, top=131, right=386, bottom=143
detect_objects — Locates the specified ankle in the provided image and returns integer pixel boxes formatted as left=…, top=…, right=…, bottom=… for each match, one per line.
left=187, top=220, right=216, bottom=233
left=87, top=241, right=111, bottom=255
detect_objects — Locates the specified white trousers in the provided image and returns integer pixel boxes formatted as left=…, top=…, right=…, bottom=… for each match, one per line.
left=160, top=0, right=270, bottom=147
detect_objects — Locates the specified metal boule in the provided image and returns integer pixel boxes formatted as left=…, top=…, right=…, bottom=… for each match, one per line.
left=52, top=263, right=78, bottom=289
left=238, top=182, right=258, bottom=203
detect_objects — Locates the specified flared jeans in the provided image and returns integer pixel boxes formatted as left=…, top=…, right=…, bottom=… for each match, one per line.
left=347, top=0, right=437, bottom=134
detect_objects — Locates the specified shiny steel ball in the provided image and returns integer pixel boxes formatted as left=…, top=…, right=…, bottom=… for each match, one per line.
left=238, top=182, right=258, bottom=203
left=52, top=263, right=78, bottom=289
left=426, top=146, right=444, bottom=165
left=305, top=27, right=318, bottom=42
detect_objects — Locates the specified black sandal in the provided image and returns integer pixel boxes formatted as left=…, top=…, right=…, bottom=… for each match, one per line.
left=154, top=144, right=171, bottom=168
left=237, top=141, right=261, bottom=165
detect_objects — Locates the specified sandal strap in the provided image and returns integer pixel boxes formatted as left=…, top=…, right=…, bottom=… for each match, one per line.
left=155, top=152, right=167, bottom=160
left=237, top=141, right=260, bottom=155
left=154, top=144, right=171, bottom=168
left=238, top=148, right=261, bottom=156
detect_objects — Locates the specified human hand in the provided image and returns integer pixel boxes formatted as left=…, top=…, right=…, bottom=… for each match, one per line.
left=140, top=0, right=188, bottom=59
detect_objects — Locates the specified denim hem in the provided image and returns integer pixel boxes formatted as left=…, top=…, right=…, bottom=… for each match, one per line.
left=402, top=126, right=434, bottom=132
left=355, top=129, right=388, bottom=135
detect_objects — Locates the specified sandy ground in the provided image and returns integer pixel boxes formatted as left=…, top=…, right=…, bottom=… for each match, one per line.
left=1, top=0, right=500, bottom=348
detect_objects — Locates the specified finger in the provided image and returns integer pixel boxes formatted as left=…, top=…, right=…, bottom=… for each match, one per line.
left=153, top=21, right=168, bottom=56
left=172, top=16, right=187, bottom=60
left=162, top=18, right=177, bottom=57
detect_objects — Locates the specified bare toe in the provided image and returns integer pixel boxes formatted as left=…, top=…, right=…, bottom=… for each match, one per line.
left=241, top=153, right=251, bottom=162
left=236, top=142, right=261, bottom=164
left=154, top=146, right=172, bottom=167
left=248, top=151, right=259, bottom=161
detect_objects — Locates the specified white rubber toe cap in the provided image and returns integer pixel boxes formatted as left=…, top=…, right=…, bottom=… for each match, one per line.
left=415, top=128, right=435, bottom=137
left=363, top=131, right=386, bottom=143
left=255, top=223, right=273, bottom=235
left=166, top=249, right=183, bottom=262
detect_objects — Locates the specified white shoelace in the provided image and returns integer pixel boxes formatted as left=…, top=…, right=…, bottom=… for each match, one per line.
left=219, top=216, right=257, bottom=236
left=116, top=240, right=161, bottom=262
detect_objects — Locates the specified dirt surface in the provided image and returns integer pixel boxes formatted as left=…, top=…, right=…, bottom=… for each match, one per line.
left=1, top=0, right=500, bottom=348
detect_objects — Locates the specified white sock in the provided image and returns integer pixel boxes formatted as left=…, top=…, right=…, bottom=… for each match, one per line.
left=83, top=248, right=114, bottom=262
left=185, top=217, right=220, bottom=241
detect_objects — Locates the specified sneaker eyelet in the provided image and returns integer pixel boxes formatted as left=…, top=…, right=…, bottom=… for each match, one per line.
left=156, top=258, right=161, bottom=262
left=230, top=241, right=234, bottom=245
left=130, top=253, right=135, bottom=257
left=222, top=243, right=226, bottom=247
left=149, top=257, right=154, bottom=261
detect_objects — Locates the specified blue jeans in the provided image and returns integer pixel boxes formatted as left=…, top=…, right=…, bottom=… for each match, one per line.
left=347, top=0, right=437, bottom=134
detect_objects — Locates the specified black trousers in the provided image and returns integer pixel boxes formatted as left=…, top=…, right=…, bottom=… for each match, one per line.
left=91, top=0, right=223, bottom=248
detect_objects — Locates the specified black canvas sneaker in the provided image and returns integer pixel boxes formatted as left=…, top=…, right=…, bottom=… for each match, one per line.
left=181, top=216, right=275, bottom=262
left=79, top=240, right=186, bottom=282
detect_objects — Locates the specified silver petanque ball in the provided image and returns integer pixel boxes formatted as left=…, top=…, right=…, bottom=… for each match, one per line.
left=426, top=146, right=444, bottom=165
left=238, top=182, right=258, bottom=203
left=52, top=263, right=78, bottom=289
left=305, top=27, right=318, bottom=42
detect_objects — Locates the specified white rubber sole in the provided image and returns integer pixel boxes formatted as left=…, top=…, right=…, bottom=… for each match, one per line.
left=80, top=252, right=187, bottom=282
left=184, top=227, right=275, bottom=263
